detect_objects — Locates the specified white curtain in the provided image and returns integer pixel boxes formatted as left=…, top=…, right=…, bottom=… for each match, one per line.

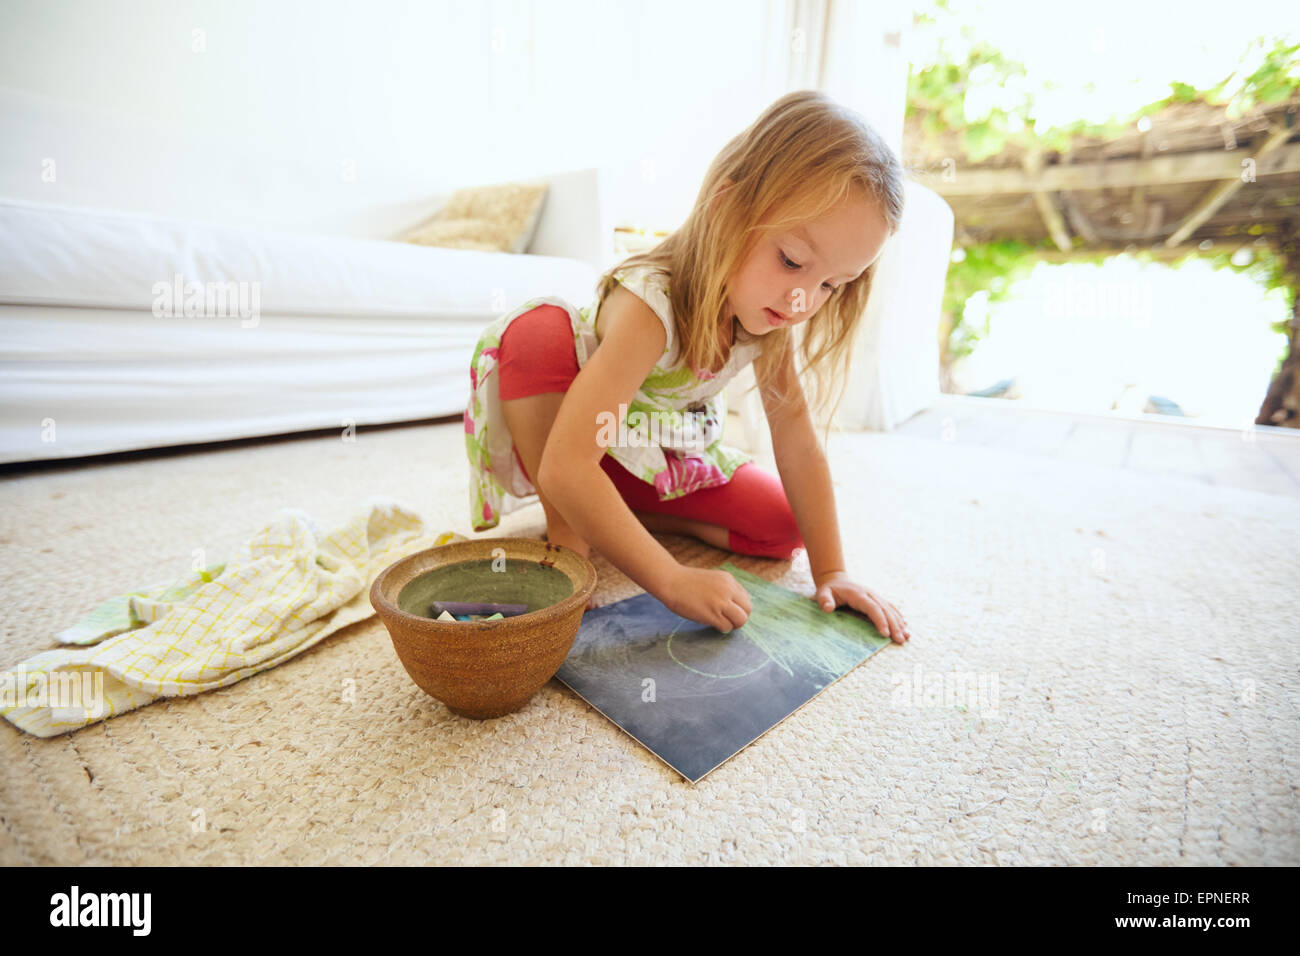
left=477, top=0, right=910, bottom=236
left=767, top=0, right=908, bottom=156
left=728, top=0, right=937, bottom=443
left=783, top=0, right=833, bottom=90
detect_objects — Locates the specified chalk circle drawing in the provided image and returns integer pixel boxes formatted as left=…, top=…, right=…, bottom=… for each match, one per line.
left=555, top=563, right=892, bottom=783
left=665, top=619, right=775, bottom=679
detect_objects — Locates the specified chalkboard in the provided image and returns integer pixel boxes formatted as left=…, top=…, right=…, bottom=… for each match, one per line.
left=554, top=562, right=893, bottom=783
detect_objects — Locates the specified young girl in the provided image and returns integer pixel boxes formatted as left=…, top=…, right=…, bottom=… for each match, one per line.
left=464, top=90, right=912, bottom=644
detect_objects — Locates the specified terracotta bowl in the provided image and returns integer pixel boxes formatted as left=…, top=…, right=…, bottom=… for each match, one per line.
left=369, top=537, right=597, bottom=719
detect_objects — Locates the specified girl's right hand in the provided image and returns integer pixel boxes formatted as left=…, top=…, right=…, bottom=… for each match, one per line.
left=661, top=566, right=753, bottom=632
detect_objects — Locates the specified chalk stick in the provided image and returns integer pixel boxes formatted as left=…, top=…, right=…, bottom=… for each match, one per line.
left=432, top=601, right=528, bottom=617
left=435, top=610, right=457, bottom=623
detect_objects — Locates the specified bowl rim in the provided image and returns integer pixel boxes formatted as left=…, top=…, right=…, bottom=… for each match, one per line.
left=369, top=536, right=597, bottom=630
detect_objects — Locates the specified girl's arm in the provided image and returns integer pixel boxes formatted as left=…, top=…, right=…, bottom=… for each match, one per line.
left=759, top=337, right=846, bottom=584
left=538, top=285, right=752, bottom=631
left=760, top=337, right=909, bottom=643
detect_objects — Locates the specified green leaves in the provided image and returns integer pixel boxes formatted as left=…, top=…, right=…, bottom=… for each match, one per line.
left=909, top=1, right=1298, bottom=376
left=963, top=120, right=1002, bottom=163
left=907, top=1, right=1299, bottom=161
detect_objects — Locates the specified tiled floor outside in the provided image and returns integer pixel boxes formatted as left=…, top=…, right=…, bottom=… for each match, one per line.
left=890, top=394, right=1300, bottom=499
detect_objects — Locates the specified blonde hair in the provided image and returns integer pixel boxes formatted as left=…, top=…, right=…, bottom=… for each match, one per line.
left=593, top=89, right=906, bottom=447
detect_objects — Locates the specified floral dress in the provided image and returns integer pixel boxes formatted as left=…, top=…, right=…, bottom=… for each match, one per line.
left=464, top=262, right=765, bottom=532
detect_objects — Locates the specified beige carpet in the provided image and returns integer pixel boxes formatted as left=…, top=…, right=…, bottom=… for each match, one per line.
left=2, top=419, right=1297, bottom=865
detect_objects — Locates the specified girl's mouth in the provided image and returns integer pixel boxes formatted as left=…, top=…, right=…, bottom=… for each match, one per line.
left=764, top=308, right=785, bottom=326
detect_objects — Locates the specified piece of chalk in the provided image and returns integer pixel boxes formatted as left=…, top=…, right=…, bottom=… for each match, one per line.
left=433, top=601, right=528, bottom=617
left=435, top=610, right=457, bottom=622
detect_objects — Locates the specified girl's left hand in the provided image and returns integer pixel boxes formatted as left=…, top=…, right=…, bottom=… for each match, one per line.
left=814, top=571, right=911, bottom=644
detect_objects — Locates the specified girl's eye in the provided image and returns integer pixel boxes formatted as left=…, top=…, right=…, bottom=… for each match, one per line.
left=779, top=250, right=839, bottom=293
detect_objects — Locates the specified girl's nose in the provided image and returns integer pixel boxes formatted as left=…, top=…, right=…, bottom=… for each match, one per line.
left=788, top=290, right=813, bottom=315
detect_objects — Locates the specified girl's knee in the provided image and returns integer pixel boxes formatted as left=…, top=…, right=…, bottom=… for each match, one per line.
left=731, top=499, right=803, bottom=560
left=732, top=531, right=803, bottom=561
left=766, top=524, right=805, bottom=560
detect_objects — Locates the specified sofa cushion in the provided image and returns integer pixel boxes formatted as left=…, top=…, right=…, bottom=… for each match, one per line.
left=401, top=180, right=549, bottom=254
left=0, top=198, right=597, bottom=318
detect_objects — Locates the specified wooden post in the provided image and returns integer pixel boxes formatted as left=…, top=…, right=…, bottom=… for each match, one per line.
left=1255, top=219, right=1300, bottom=428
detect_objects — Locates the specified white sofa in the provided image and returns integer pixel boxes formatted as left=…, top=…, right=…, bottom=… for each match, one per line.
left=1, top=165, right=953, bottom=467
left=0, top=167, right=615, bottom=464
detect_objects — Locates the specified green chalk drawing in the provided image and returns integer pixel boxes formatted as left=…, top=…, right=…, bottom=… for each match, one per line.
left=715, top=562, right=889, bottom=686
left=557, top=561, right=895, bottom=784
left=665, top=619, right=775, bottom=679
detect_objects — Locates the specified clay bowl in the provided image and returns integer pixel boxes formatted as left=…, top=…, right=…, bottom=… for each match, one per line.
left=369, top=537, right=597, bottom=719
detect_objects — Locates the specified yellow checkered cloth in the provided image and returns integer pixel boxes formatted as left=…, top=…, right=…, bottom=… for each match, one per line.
left=0, top=497, right=466, bottom=738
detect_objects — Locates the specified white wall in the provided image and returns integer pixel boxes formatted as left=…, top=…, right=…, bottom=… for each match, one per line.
left=1, top=0, right=570, bottom=236
left=0, top=0, right=907, bottom=239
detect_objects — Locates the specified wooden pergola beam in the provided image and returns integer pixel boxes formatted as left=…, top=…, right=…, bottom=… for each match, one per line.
left=1020, top=242, right=1263, bottom=264
left=1165, top=123, right=1296, bottom=248
left=914, top=140, right=1300, bottom=195
left=1061, top=191, right=1099, bottom=244
left=1130, top=127, right=1151, bottom=226
left=1023, top=145, right=1072, bottom=252
left=1031, top=192, right=1072, bottom=251
left=1143, top=201, right=1166, bottom=240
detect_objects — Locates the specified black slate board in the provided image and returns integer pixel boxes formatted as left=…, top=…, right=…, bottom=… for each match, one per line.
left=554, top=561, right=893, bottom=782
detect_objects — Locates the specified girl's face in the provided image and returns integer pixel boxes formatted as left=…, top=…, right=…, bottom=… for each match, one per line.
left=723, top=187, right=891, bottom=337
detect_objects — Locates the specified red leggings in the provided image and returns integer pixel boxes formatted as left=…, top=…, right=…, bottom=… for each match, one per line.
left=496, top=304, right=803, bottom=560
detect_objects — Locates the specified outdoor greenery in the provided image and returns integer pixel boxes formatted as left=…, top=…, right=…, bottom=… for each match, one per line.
left=908, top=0, right=1300, bottom=375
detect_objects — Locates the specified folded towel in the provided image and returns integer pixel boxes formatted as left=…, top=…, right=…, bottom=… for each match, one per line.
left=0, top=496, right=467, bottom=738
